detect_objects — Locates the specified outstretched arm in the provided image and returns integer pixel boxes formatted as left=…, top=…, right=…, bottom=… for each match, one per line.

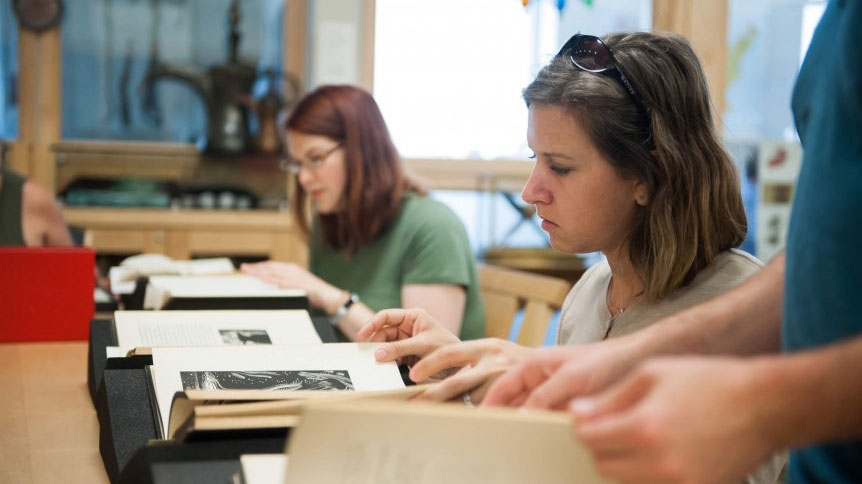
left=401, top=284, right=466, bottom=338
left=22, top=180, right=73, bottom=247
left=568, top=335, right=862, bottom=484
left=644, top=252, right=784, bottom=358
left=485, top=253, right=785, bottom=408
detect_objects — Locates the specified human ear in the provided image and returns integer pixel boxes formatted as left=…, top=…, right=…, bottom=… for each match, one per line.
left=634, top=182, right=649, bottom=206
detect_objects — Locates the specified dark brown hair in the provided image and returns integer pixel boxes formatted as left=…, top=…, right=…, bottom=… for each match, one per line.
left=523, top=32, right=746, bottom=300
left=285, top=85, right=424, bottom=255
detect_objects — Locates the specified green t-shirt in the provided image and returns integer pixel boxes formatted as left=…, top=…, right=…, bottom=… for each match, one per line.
left=310, top=195, right=485, bottom=342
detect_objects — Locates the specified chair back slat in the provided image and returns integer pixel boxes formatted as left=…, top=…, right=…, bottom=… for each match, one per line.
left=482, top=292, right=519, bottom=340
left=478, top=264, right=571, bottom=347
left=517, top=301, right=556, bottom=347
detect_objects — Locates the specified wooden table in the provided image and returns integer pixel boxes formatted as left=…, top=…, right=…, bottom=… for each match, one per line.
left=0, top=342, right=108, bottom=484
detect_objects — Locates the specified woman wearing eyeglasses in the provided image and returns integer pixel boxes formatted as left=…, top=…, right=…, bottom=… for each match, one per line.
left=242, top=85, right=484, bottom=343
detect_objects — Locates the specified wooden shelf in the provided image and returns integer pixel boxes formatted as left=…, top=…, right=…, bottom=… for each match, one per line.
left=53, top=140, right=290, bottom=210
left=64, top=207, right=307, bottom=263
left=54, top=141, right=200, bottom=191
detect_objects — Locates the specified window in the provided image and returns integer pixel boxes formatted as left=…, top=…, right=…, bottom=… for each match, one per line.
left=0, top=1, right=18, bottom=140
left=373, top=0, right=651, bottom=161
left=373, top=0, right=651, bottom=251
left=373, top=0, right=535, bottom=160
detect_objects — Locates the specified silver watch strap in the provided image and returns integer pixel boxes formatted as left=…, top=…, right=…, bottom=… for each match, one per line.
left=330, top=292, right=359, bottom=326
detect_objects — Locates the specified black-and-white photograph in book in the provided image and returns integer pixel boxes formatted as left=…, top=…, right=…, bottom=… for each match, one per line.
left=180, top=370, right=355, bottom=391
left=219, top=329, right=273, bottom=345
left=151, top=344, right=403, bottom=439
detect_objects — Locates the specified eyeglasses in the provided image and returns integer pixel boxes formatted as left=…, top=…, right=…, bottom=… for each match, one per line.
left=556, top=34, right=650, bottom=127
left=282, top=143, right=342, bottom=175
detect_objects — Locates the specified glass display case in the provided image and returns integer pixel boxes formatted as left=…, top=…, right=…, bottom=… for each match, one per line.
left=62, top=0, right=288, bottom=145
left=53, top=0, right=301, bottom=214
left=0, top=0, right=18, bottom=140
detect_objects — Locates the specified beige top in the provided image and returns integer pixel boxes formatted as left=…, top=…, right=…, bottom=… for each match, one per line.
left=557, top=249, right=763, bottom=345
left=557, top=249, right=786, bottom=484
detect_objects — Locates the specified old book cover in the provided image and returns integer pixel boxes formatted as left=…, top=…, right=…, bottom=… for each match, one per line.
left=284, top=400, right=613, bottom=484
left=168, top=385, right=429, bottom=441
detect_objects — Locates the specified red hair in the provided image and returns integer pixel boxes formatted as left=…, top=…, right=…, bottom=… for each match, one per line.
left=286, top=85, right=423, bottom=254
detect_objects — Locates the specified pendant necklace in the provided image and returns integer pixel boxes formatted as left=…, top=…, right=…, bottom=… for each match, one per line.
left=603, top=277, right=644, bottom=340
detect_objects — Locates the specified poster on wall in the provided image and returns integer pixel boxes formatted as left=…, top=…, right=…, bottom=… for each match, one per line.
left=756, top=141, right=803, bottom=262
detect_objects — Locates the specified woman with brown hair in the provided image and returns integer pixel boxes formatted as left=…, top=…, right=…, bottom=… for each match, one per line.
left=360, top=33, right=785, bottom=482
left=360, top=31, right=762, bottom=400
left=242, top=84, right=484, bottom=342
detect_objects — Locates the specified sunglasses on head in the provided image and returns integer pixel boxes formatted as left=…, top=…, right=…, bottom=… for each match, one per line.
left=556, top=34, right=650, bottom=127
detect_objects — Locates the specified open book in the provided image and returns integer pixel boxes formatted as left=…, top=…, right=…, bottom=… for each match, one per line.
left=143, top=274, right=307, bottom=310
left=110, top=310, right=322, bottom=355
left=283, top=400, right=612, bottom=484
left=110, top=255, right=236, bottom=294
left=148, top=343, right=405, bottom=439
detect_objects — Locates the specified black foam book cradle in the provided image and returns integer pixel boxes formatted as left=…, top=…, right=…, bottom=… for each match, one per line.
left=88, top=314, right=339, bottom=483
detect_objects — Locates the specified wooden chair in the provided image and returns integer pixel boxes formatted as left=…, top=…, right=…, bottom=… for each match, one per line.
left=477, top=264, right=572, bottom=347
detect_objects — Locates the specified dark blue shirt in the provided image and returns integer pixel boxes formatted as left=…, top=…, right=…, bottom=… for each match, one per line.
left=784, top=0, right=862, bottom=481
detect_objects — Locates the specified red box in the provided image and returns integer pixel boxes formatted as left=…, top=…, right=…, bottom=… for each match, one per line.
left=0, top=247, right=95, bottom=342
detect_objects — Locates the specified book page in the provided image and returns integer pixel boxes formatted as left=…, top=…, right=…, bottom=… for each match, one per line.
left=150, top=343, right=404, bottom=439
left=240, top=454, right=288, bottom=484
left=148, top=274, right=306, bottom=298
left=284, top=401, right=612, bottom=484
left=105, top=346, right=126, bottom=358
left=184, top=384, right=429, bottom=407
left=108, top=266, right=138, bottom=295
left=173, top=257, right=235, bottom=276
left=144, top=275, right=306, bottom=309
left=114, top=310, right=321, bottom=351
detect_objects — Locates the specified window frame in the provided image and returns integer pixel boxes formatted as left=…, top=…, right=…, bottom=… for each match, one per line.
left=365, top=0, right=728, bottom=189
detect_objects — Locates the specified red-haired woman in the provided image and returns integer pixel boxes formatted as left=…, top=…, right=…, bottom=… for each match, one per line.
left=243, top=85, right=484, bottom=342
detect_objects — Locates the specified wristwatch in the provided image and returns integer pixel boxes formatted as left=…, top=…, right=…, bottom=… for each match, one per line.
left=330, top=292, right=359, bottom=326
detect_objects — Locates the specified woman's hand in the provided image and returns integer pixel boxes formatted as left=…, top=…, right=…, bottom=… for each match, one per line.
left=484, top=337, right=644, bottom=409
left=241, top=261, right=344, bottom=311
left=357, top=308, right=461, bottom=366
left=409, top=338, right=535, bottom=404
